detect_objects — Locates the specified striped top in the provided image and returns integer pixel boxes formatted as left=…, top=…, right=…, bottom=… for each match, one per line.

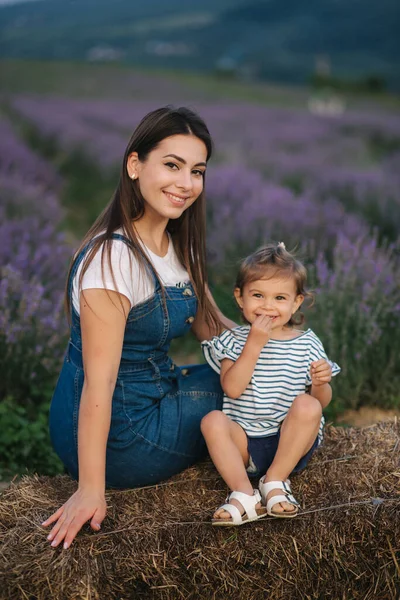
left=202, top=326, right=340, bottom=443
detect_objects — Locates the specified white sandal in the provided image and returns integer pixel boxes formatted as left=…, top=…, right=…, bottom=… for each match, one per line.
left=259, top=477, right=299, bottom=518
left=212, top=489, right=268, bottom=526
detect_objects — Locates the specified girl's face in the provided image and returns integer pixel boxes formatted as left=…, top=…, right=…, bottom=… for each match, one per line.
left=127, top=134, right=207, bottom=222
left=234, top=274, right=304, bottom=332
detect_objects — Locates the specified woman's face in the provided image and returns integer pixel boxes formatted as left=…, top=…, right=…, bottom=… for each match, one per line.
left=127, top=134, right=208, bottom=222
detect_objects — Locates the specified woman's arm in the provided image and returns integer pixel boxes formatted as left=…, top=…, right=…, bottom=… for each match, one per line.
left=42, top=289, right=130, bottom=548
left=78, top=289, right=130, bottom=491
left=191, top=285, right=237, bottom=341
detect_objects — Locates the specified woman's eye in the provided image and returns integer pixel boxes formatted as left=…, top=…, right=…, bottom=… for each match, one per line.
left=192, top=169, right=205, bottom=177
left=165, top=162, right=178, bottom=170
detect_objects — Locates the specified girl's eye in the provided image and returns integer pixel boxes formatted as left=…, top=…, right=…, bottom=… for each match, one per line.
left=253, top=293, right=263, bottom=298
left=276, top=296, right=286, bottom=301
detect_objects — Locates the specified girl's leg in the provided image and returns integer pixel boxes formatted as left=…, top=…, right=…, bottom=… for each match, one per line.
left=264, top=394, right=322, bottom=514
left=201, top=410, right=257, bottom=519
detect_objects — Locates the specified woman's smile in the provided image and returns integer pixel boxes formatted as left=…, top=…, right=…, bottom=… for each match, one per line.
left=163, top=190, right=191, bottom=206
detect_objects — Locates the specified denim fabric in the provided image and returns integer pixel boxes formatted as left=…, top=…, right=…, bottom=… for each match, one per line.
left=49, top=234, right=223, bottom=488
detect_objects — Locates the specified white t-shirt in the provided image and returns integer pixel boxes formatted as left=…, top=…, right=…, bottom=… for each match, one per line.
left=72, top=230, right=190, bottom=314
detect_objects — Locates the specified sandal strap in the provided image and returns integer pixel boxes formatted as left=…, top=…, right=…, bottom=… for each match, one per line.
left=229, top=490, right=261, bottom=520
left=259, top=479, right=291, bottom=495
left=216, top=490, right=261, bottom=523
left=266, top=494, right=293, bottom=513
left=217, top=503, right=243, bottom=524
left=259, top=478, right=299, bottom=507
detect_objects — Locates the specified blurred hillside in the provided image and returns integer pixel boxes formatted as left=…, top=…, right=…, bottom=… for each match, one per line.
left=0, top=0, right=399, bottom=90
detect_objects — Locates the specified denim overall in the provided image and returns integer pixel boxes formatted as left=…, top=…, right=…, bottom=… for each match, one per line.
left=49, top=234, right=223, bottom=488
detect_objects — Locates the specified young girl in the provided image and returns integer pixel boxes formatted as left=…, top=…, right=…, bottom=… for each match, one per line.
left=201, top=243, right=340, bottom=526
left=42, top=106, right=236, bottom=549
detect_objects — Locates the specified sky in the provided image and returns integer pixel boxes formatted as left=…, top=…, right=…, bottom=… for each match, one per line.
left=0, top=0, right=41, bottom=5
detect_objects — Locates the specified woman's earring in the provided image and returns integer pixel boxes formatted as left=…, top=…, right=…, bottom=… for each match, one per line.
left=131, top=174, right=137, bottom=180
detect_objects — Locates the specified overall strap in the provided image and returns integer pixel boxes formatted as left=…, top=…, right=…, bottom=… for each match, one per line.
left=67, top=240, right=94, bottom=303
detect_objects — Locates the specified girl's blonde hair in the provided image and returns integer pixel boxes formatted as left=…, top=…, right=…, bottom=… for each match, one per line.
left=235, top=242, right=314, bottom=327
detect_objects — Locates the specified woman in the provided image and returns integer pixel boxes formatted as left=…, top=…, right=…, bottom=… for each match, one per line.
left=43, top=107, right=235, bottom=549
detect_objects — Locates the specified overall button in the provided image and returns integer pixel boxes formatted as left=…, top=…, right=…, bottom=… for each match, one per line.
left=182, top=288, right=193, bottom=296
left=186, top=316, right=195, bottom=324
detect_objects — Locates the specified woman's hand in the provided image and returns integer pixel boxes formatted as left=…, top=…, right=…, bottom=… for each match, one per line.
left=42, top=487, right=107, bottom=549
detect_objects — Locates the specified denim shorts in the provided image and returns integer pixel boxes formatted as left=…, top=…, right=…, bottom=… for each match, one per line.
left=246, top=430, right=320, bottom=478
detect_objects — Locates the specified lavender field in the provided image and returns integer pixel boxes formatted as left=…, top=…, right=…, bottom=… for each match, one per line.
left=1, top=74, right=400, bottom=474
left=11, top=94, right=400, bottom=241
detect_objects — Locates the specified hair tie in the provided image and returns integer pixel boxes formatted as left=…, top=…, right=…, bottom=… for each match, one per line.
left=277, top=241, right=286, bottom=250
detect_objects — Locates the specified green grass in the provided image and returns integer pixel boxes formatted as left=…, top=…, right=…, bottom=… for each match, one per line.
left=1, top=59, right=399, bottom=110
left=0, top=59, right=308, bottom=105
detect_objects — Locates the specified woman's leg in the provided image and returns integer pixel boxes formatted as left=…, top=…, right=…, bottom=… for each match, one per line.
left=264, top=393, right=322, bottom=514
left=201, top=410, right=257, bottom=519
left=105, top=363, right=224, bottom=488
left=49, top=358, right=82, bottom=480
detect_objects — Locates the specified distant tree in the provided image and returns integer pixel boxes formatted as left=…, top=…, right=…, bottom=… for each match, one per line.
left=310, top=72, right=387, bottom=95
left=364, top=75, right=387, bottom=94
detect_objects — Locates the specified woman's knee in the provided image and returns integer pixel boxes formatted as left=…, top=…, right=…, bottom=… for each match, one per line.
left=200, top=410, right=229, bottom=436
left=291, top=394, right=322, bottom=422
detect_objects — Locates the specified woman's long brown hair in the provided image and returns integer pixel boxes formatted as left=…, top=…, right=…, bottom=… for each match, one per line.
left=65, top=106, right=222, bottom=336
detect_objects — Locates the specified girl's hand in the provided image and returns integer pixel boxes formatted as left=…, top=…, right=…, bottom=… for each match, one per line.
left=41, top=487, right=107, bottom=549
left=310, top=359, right=332, bottom=386
left=248, top=314, right=273, bottom=348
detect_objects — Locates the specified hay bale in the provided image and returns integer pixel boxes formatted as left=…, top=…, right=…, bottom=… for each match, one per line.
left=0, top=422, right=399, bottom=600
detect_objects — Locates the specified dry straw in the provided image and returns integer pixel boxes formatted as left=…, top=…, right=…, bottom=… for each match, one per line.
left=1, top=422, right=399, bottom=600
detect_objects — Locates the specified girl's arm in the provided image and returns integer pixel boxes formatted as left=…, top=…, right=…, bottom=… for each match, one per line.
left=310, top=359, right=333, bottom=408
left=191, top=285, right=237, bottom=341
left=42, top=288, right=130, bottom=549
left=219, top=344, right=259, bottom=399
left=219, top=314, right=273, bottom=398
left=310, top=383, right=332, bottom=408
